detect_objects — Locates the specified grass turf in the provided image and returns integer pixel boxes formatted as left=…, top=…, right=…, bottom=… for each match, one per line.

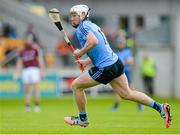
left=0, top=95, right=180, bottom=134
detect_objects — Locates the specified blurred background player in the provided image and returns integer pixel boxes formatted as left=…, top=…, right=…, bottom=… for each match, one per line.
left=15, top=34, right=45, bottom=112
left=141, top=54, right=156, bottom=96
left=24, top=23, right=40, bottom=45
left=111, top=31, right=143, bottom=112
left=112, top=32, right=132, bottom=111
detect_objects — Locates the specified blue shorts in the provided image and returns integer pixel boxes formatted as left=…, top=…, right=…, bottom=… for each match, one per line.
left=88, top=59, right=124, bottom=84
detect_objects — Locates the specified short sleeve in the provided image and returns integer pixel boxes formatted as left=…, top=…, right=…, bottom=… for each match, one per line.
left=79, top=21, right=91, bottom=41
left=35, top=48, right=39, bottom=57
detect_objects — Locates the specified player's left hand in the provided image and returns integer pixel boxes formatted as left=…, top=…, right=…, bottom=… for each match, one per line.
left=40, top=70, right=46, bottom=79
left=75, top=59, right=88, bottom=69
left=73, top=49, right=83, bottom=58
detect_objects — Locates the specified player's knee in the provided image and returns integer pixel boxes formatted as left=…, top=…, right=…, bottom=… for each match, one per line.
left=121, top=94, right=129, bottom=100
left=71, top=79, right=81, bottom=91
left=71, top=80, right=77, bottom=91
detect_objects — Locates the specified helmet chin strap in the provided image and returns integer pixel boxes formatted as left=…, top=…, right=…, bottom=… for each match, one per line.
left=72, top=24, right=79, bottom=28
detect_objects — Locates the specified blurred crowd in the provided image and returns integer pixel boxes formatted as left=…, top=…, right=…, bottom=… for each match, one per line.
left=0, top=21, right=18, bottom=38
left=0, top=20, right=19, bottom=68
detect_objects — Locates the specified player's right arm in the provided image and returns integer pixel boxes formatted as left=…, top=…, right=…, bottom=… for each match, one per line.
left=125, top=50, right=134, bottom=65
left=14, top=57, right=22, bottom=79
left=126, top=56, right=133, bottom=65
left=38, top=55, right=45, bottom=78
left=73, top=32, right=98, bottom=58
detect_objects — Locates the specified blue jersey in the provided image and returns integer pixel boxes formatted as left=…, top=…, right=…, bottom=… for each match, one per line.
left=116, top=48, right=132, bottom=72
left=76, top=19, right=118, bottom=68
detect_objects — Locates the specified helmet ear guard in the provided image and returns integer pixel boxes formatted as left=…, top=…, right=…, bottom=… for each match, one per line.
left=80, top=11, right=86, bottom=20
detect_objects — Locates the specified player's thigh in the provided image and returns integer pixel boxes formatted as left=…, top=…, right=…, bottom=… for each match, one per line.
left=30, top=67, right=40, bottom=83
left=22, top=68, right=30, bottom=84
left=72, top=71, right=100, bottom=89
left=22, top=67, right=40, bottom=83
left=110, top=73, right=130, bottom=95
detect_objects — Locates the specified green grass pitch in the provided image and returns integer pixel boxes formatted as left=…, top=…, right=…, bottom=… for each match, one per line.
left=0, top=95, right=180, bottom=134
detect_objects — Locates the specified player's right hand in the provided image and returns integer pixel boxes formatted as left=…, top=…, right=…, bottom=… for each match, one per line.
left=73, top=49, right=83, bottom=58
left=40, top=70, right=46, bottom=79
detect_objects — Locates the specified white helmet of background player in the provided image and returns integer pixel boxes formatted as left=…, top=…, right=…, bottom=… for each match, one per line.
left=70, top=4, right=90, bottom=20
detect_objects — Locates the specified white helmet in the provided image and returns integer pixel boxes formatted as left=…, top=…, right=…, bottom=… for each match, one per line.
left=70, top=4, right=90, bottom=19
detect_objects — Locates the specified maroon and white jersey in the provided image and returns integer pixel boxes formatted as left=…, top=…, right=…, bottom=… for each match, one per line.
left=19, top=46, right=39, bottom=68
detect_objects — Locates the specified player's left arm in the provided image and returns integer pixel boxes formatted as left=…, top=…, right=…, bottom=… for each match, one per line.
left=37, top=49, right=45, bottom=78
left=125, top=50, right=134, bottom=65
left=14, top=57, right=22, bottom=79
left=126, top=57, right=134, bottom=65
left=73, top=32, right=98, bottom=58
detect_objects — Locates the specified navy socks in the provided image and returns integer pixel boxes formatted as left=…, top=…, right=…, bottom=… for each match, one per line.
left=79, top=112, right=88, bottom=122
